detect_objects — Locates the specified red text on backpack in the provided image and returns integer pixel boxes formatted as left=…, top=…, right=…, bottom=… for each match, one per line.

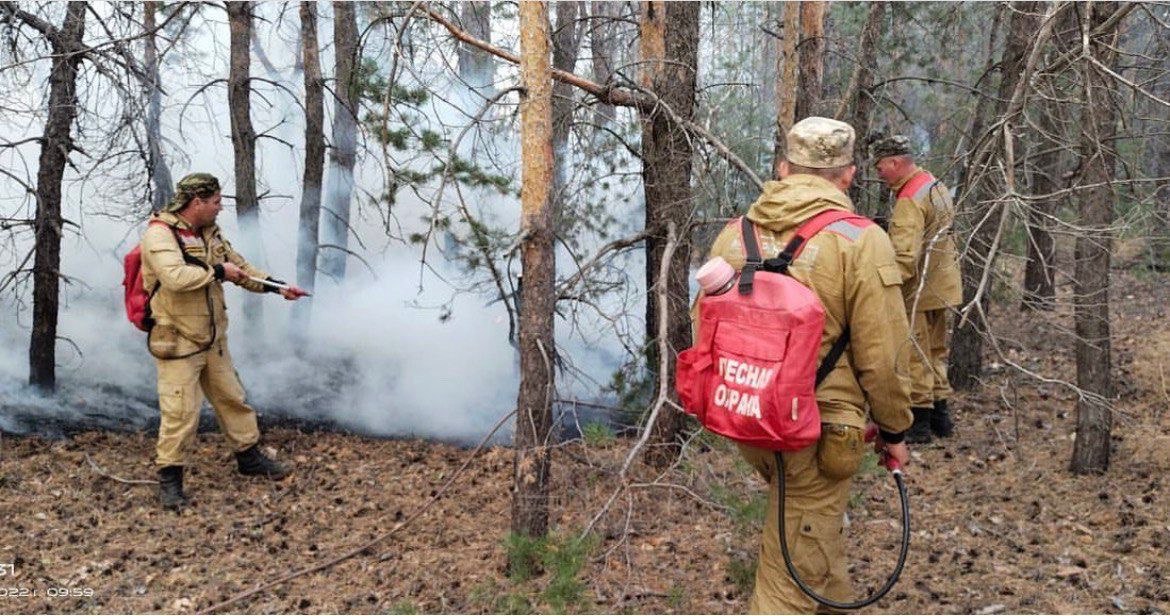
left=675, top=210, right=873, bottom=451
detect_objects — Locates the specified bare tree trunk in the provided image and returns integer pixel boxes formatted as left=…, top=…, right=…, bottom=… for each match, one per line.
left=1022, top=88, right=1061, bottom=311
left=843, top=0, right=886, bottom=215
left=953, top=3, right=1006, bottom=198
left=1071, top=2, right=1120, bottom=475
left=457, top=1, right=494, bottom=93
left=1148, top=27, right=1170, bottom=269
left=552, top=1, right=582, bottom=228
left=640, top=0, right=698, bottom=468
left=321, top=0, right=358, bottom=283
left=638, top=1, right=664, bottom=89
left=949, top=2, right=1011, bottom=391
left=1155, top=143, right=1170, bottom=269
left=227, top=1, right=262, bottom=324
left=12, top=1, right=87, bottom=392
left=794, top=0, right=826, bottom=120
left=144, top=1, right=173, bottom=213
left=511, top=0, right=555, bottom=551
left=589, top=0, right=618, bottom=131
left=772, top=0, right=799, bottom=178
left=292, top=0, right=324, bottom=334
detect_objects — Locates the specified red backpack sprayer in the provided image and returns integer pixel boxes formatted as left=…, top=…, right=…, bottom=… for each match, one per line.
left=676, top=212, right=910, bottom=610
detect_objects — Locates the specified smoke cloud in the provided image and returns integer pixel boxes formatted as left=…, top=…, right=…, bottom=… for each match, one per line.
left=0, top=5, right=645, bottom=445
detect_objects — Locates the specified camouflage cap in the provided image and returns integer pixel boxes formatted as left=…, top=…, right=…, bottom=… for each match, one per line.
left=162, top=172, right=221, bottom=212
left=786, top=117, right=856, bottom=169
left=868, top=134, right=912, bottom=161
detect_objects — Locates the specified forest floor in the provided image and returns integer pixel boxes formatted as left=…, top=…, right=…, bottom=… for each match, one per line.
left=1, top=267, right=1169, bottom=615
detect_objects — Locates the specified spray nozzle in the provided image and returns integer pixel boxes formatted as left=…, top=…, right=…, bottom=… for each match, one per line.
left=247, top=276, right=312, bottom=296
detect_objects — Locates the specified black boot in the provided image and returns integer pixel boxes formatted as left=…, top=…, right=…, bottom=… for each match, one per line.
left=236, top=445, right=289, bottom=480
left=158, top=466, right=189, bottom=511
left=906, top=407, right=934, bottom=444
left=931, top=399, right=955, bottom=438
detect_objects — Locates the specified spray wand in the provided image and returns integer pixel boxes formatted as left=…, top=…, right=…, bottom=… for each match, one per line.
left=247, top=276, right=312, bottom=296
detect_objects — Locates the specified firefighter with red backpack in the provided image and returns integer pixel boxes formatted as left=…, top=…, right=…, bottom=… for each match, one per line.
left=131, top=172, right=308, bottom=511
left=688, top=118, right=913, bottom=613
left=871, top=134, right=963, bottom=444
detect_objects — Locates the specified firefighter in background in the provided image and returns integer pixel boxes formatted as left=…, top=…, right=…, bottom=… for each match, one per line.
left=141, top=173, right=308, bottom=511
left=871, top=135, right=963, bottom=444
left=700, top=118, right=913, bottom=613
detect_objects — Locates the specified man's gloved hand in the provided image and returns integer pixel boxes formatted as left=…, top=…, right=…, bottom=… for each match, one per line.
left=866, top=423, right=910, bottom=471
left=883, top=441, right=910, bottom=469
left=220, top=261, right=246, bottom=283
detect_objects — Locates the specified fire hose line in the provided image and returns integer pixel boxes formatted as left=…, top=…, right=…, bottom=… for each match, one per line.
left=774, top=450, right=911, bottom=610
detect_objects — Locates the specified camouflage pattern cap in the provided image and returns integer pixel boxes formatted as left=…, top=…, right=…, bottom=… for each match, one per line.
left=868, top=134, right=912, bottom=160
left=162, top=172, right=221, bottom=212
left=786, top=117, right=855, bottom=169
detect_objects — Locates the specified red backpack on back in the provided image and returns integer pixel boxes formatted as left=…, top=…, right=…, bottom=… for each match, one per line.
left=676, top=210, right=872, bottom=451
left=123, top=220, right=192, bottom=331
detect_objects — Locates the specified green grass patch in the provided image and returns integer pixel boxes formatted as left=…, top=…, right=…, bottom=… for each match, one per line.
left=710, top=484, right=768, bottom=531
left=502, top=530, right=600, bottom=612
left=388, top=600, right=417, bottom=614
left=726, top=554, right=757, bottom=598
left=504, top=532, right=545, bottom=583
left=666, top=584, right=687, bottom=610
left=581, top=421, right=615, bottom=447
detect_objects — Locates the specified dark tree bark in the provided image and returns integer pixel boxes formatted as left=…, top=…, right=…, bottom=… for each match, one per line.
left=457, top=1, right=494, bottom=94
left=794, top=1, right=826, bottom=120
left=1147, top=24, right=1170, bottom=269
left=949, top=2, right=1014, bottom=391
left=2, top=1, right=88, bottom=392
left=511, top=0, right=555, bottom=549
left=227, top=1, right=262, bottom=323
left=552, top=1, right=582, bottom=228
left=292, top=1, right=324, bottom=334
left=144, top=1, right=173, bottom=214
left=772, top=0, right=800, bottom=179
left=640, top=0, right=698, bottom=468
left=320, top=0, right=358, bottom=283
left=1021, top=87, right=1062, bottom=311
left=842, top=0, right=886, bottom=214
left=588, top=0, right=618, bottom=131
left=1071, top=2, right=1121, bottom=475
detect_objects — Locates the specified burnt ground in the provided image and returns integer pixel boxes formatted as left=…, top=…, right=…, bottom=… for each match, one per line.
left=1, top=267, right=1168, bottom=615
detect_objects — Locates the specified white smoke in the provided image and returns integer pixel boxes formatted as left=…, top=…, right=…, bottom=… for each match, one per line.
left=0, top=4, right=646, bottom=443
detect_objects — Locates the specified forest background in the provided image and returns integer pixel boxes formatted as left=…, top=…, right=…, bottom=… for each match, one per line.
left=1, top=1, right=1168, bottom=614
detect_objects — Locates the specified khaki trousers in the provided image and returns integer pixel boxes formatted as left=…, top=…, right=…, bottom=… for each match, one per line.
left=738, top=434, right=858, bottom=614
left=154, top=338, right=259, bottom=467
left=909, top=308, right=952, bottom=407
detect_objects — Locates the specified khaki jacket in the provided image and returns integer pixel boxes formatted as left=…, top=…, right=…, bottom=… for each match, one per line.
left=701, top=175, right=913, bottom=434
left=140, top=212, right=270, bottom=357
left=887, top=167, right=962, bottom=311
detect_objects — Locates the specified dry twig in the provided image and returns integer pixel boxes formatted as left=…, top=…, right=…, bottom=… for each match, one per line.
left=85, top=454, right=157, bottom=485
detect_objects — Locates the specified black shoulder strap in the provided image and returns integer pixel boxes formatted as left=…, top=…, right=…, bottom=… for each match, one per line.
left=738, top=216, right=762, bottom=295
left=815, top=326, right=850, bottom=387
left=142, top=222, right=211, bottom=334
left=738, top=214, right=852, bottom=386
left=144, top=223, right=217, bottom=358
left=166, top=225, right=209, bottom=270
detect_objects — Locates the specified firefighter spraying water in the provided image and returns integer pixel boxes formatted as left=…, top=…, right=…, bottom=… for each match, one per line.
left=123, top=172, right=310, bottom=511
